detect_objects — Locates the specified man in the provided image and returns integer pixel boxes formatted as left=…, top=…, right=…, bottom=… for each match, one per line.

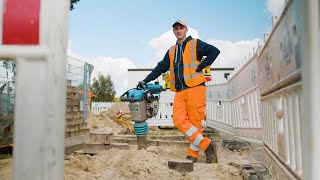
left=138, top=20, right=220, bottom=163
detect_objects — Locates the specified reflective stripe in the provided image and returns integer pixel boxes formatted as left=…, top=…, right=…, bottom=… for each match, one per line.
left=170, top=70, right=174, bottom=74
left=183, top=64, right=198, bottom=69
left=191, top=39, right=195, bottom=63
left=185, top=126, right=197, bottom=138
left=190, top=143, right=200, bottom=151
left=170, top=80, right=175, bottom=84
left=190, top=40, right=198, bottom=72
left=183, top=39, right=202, bottom=80
left=193, top=134, right=204, bottom=146
left=184, top=72, right=203, bottom=80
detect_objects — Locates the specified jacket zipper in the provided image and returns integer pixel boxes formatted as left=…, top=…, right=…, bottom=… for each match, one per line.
left=177, top=43, right=184, bottom=90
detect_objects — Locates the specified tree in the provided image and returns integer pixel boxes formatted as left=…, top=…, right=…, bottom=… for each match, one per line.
left=70, top=0, right=80, bottom=10
left=91, top=74, right=116, bottom=102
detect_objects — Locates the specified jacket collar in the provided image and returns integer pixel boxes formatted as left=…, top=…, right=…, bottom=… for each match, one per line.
left=176, top=36, right=193, bottom=46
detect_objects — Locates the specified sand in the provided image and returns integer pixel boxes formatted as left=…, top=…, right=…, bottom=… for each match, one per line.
left=0, top=102, right=253, bottom=179
left=87, top=102, right=133, bottom=135
left=64, top=145, right=247, bottom=180
left=0, top=157, right=12, bottom=180
left=0, top=138, right=250, bottom=180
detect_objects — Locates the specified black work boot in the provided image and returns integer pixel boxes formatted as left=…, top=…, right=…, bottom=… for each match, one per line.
left=205, top=141, right=218, bottom=163
left=186, top=155, right=197, bottom=163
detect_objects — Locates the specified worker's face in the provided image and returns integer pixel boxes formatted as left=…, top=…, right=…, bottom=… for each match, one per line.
left=173, top=25, right=188, bottom=41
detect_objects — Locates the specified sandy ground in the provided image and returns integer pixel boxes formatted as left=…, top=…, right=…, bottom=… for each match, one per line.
left=0, top=102, right=253, bottom=180
left=0, top=144, right=250, bottom=180
left=64, top=145, right=249, bottom=180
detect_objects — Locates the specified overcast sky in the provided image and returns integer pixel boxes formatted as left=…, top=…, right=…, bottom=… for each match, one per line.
left=68, top=0, right=285, bottom=96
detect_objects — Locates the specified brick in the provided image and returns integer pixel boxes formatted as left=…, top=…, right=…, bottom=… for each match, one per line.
left=66, top=112, right=83, bottom=119
left=90, top=133, right=114, bottom=144
left=66, top=118, right=83, bottom=126
left=66, top=92, right=73, bottom=99
left=65, top=124, right=79, bottom=132
left=168, top=159, right=194, bottom=172
left=108, top=143, right=129, bottom=150
left=68, top=130, right=79, bottom=137
left=72, top=105, right=80, bottom=112
left=78, top=128, right=90, bottom=136
left=67, top=86, right=77, bottom=93
left=65, top=144, right=84, bottom=155
left=65, top=131, right=71, bottom=138
left=65, top=133, right=90, bottom=147
left=66, top=99, right=80, bottom=106
left=73, top=93, right=79, bottom=100
left=78, top=122, right=88, bottom=130
left=83, top=143, right=106, bottom=154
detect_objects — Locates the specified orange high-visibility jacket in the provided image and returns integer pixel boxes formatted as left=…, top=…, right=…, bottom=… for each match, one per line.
left=168, top=39, right=205, bottom=92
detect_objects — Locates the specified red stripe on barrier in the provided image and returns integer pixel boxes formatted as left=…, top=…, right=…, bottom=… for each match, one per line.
left=2, top=0, right=41, bottom=45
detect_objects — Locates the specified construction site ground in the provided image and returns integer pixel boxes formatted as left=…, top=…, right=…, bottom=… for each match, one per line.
left=0, top=103, right=272, bottom=180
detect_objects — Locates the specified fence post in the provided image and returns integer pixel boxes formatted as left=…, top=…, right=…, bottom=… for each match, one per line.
left=82, top=63, right=88, bottom=120
left=0, top=0, right=70, bottom=179
left=300, top=0, right=320, bottom=179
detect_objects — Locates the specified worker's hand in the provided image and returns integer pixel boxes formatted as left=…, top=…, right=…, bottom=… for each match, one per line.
left=195, top=68, right=202, bottom=73
left=137, top=81, right=145, bottom=89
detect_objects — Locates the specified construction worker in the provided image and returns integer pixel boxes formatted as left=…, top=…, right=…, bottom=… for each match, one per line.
left=137, top=20, right=220, bottom=163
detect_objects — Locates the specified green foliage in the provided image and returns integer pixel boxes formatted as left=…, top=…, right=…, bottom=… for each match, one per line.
left=70, top=0, right=80, bottom=10
left=91, top=74, right=116, bottom=102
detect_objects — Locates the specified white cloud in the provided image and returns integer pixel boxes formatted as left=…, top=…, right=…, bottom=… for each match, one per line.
left=266, top=0, right=285, bottom=17
left=67, top=50, right=136, bottom=96
left=147, top=27, right=260, bottom=68
left=207, top=39, right=260, bottom=67
left=147, top=27, right=200, bottom=67
left=90, top=56, right=136, bottom=95
left=67, top=26, right=260, bottom=96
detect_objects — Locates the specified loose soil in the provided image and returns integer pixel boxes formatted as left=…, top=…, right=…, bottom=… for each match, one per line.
left=0, top=102, right=254, bottom=180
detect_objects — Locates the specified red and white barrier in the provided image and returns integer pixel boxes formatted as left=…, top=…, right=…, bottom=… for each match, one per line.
left=0, top=0, right=69, bottom=179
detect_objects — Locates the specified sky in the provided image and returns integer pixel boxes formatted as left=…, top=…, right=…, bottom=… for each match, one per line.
left=67, top=0, right=285, bottom=96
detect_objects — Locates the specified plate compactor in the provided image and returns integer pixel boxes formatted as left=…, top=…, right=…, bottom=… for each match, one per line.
left=120, top=83, right=164, bottom=149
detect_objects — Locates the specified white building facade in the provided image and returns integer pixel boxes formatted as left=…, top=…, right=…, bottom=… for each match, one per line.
left=127, top=68, right=234, bottom=90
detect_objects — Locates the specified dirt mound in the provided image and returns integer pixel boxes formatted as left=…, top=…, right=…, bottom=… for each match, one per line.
left=64, top=146, right=244, bottom=180
left=87, top=102, right=133, bottom=135
left=87, top=113, right=132, bottom=135
left=100, top=102, right=131, bottom=120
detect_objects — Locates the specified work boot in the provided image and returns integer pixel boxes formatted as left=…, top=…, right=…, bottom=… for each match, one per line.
left=205, top=141, right=218, bottom=163
left=186, top=155, right=197, bottom=163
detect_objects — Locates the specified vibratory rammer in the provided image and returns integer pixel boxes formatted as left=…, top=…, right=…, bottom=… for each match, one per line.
left=120, top=83, right=164, bottom=149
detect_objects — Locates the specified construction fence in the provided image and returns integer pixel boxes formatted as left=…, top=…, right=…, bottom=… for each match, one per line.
left=0, top=56, right=93, bottom=138
left=0, top=60, right=16, bottom=138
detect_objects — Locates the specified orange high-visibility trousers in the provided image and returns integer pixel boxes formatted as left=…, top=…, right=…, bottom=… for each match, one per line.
left=173, top=86, right=211, bottom=158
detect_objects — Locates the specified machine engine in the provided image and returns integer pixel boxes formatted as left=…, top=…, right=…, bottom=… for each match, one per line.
left=120, top=83, right=163, bottom=123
